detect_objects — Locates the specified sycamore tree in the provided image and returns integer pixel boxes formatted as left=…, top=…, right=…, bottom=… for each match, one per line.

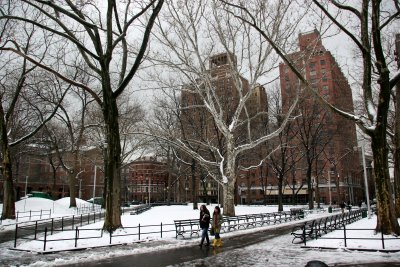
left=148, top=0, right=304, bottom=216
left=223, top=0, right=400, bottom=234
left=0, top=0, right=164, bottom=231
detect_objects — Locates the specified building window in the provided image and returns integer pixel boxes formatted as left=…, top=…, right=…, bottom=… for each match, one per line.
left=322, top=77, right=328, bottom=82
left=320, top=59, right=326, bottom=65
left=310, top=70, right=316, bottom=76
left=322, top=85, right=328, bottom=90
left=309, top=62, right=316, bottom=69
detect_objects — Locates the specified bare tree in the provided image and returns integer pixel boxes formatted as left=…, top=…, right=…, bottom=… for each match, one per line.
left=267, top=86, right=302, bottom=211
left=0, top=8, right=68, bottom=218
left=0, top=0, right=164, bottom=230
left=294, top=100, right=331, bottom=210
left=147, top=1, right=303, bottom=216
left=223, top=0, right=400, bottom=234
left=392, top=33, right=400, bottom=216
left=44, top=87, right=94, bottom=208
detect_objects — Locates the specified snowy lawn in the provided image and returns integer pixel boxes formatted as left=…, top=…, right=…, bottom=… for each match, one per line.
left=2, top=199, right=400, bottom=266
left=306, top=215, right=400, bottom=251
left=0, top=197, right=101, bottom=231
left=14, top=203, right=305, bottom=252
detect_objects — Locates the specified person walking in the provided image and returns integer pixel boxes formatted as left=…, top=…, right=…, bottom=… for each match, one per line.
left=199, top=205, right=210, bottom=247
left=340, top=201, right=346, bottom=214
left=211, top=206, right=223, bottom=247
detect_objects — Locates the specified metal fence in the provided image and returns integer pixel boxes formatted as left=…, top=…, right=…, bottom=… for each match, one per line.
left=14, top=211, right=105, bottom=247
left=75, top=204, right=102, bottom=215
left=15, top=221, right=176, bottom=251
left=302, top=225, right=400, bottom=250
left=14, top=210, right=302, bottom=251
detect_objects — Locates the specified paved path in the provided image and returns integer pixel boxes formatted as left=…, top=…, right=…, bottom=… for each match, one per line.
left=63, top=224, right=295, bottom=267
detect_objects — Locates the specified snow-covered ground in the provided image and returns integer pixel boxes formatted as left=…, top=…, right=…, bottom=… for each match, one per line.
left=0, top=197, right=101, bottom=230
left=1, top=198, right=400, bottom=266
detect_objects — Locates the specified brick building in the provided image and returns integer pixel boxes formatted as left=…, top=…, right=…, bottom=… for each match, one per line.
left=279, top=30, right=365, bottom=205
left=5, top=146, right=104, bottom=201
left=121, top=156, right=169, bottom=204
left=1, top=150, right=169, bottom=204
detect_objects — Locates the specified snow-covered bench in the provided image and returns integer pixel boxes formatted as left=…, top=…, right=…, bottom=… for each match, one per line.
left=174, top=219, right=200, bottom=239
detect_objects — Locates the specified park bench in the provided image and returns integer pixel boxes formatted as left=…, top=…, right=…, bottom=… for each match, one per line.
left=130, top=205, right=151, bottom=215
left=281, top=211, right=295, bottom=222
left=290, top=208, right=304, bottom=218
left=252, top=213, right=267, bottom=226
left=272, top=212, right=286, bottom=223
left=291, top=220, right=316, bottom=243
left=223, top=216, right=240, bottom=231
left=236, top=215, right=257, bottom=229
left=174, top=219, right=200, bottom=239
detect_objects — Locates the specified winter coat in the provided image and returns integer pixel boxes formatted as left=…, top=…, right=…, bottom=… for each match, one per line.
left=212, top=213, right=223, bottom=233
left=200, top=210, right=210, bottom=229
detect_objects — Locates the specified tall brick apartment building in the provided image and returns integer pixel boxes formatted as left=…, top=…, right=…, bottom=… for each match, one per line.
left=180, top=52, right=269, bottom=204
left=279, top=30, right=364, bottom=205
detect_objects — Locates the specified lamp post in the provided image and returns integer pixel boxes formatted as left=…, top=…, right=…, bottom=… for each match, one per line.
left=328, top=170, right=332, bottom=206
left=78, top=179, right=82, bottom=199
left=25, top=175, right=28, bottom=197
left=148, top=176, right=151, bottom=204
left=361, top=145, right=372, bottom=218
left=353, top=145, right=372, bottom=218
left=185, top=187, right=188, bottom=202
left=92, top=165, right=97, bottom=211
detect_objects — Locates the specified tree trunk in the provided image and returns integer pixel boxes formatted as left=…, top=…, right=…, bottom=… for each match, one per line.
left=277, top=174, right=283, bottom=212
left=394, top=80, right=400, bottom=216
left=191, top=159, right=198, bottom=209
left=102, top=88, right=122, bottom=232
left=223, top=146, right=236, bottom=216
left=0, top=102, right=15, bottom=219
left=68, top=172, right=77, bottom=208
left=223, top=179, right=236, bottom=216
left=371, top=135, right=400, bottom=234
left=394, top=33, right=400, bottom=217
left=307, top=165, right=314, bottom=210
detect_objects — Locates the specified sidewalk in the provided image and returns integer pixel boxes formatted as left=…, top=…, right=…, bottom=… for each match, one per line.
left=62, top=223, right=295, bottom=267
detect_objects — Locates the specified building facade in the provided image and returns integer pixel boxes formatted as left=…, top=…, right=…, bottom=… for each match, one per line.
left=3, top=146, right=105, bottom=201
left=279, top=30, right=365, bottom=206
left=121, top=156, right=169, bottom=204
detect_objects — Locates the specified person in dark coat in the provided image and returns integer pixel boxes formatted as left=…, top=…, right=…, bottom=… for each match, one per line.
left=212, top=206, right=223, bottom=247
left=199, top=204, right=210, bottom=247
left=340, top=202, right=346, bottom=214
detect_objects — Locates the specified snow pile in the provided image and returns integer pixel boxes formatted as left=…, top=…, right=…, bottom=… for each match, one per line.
left=0, top=197, right=93, bottom=229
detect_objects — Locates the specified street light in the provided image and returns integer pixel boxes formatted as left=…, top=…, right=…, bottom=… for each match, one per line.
left=92, top=165, right=97, bottom=211
left=78, top=179, right=82, bottom=199
left=148, top=176, right=151, bottom=204
left=354, top=145, right=372, bottom=219
left=360, top=145, right=372, bottom=219
left=25, top=175, right=28, bottom=197
left=327, top=170, right=332, bottom=206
